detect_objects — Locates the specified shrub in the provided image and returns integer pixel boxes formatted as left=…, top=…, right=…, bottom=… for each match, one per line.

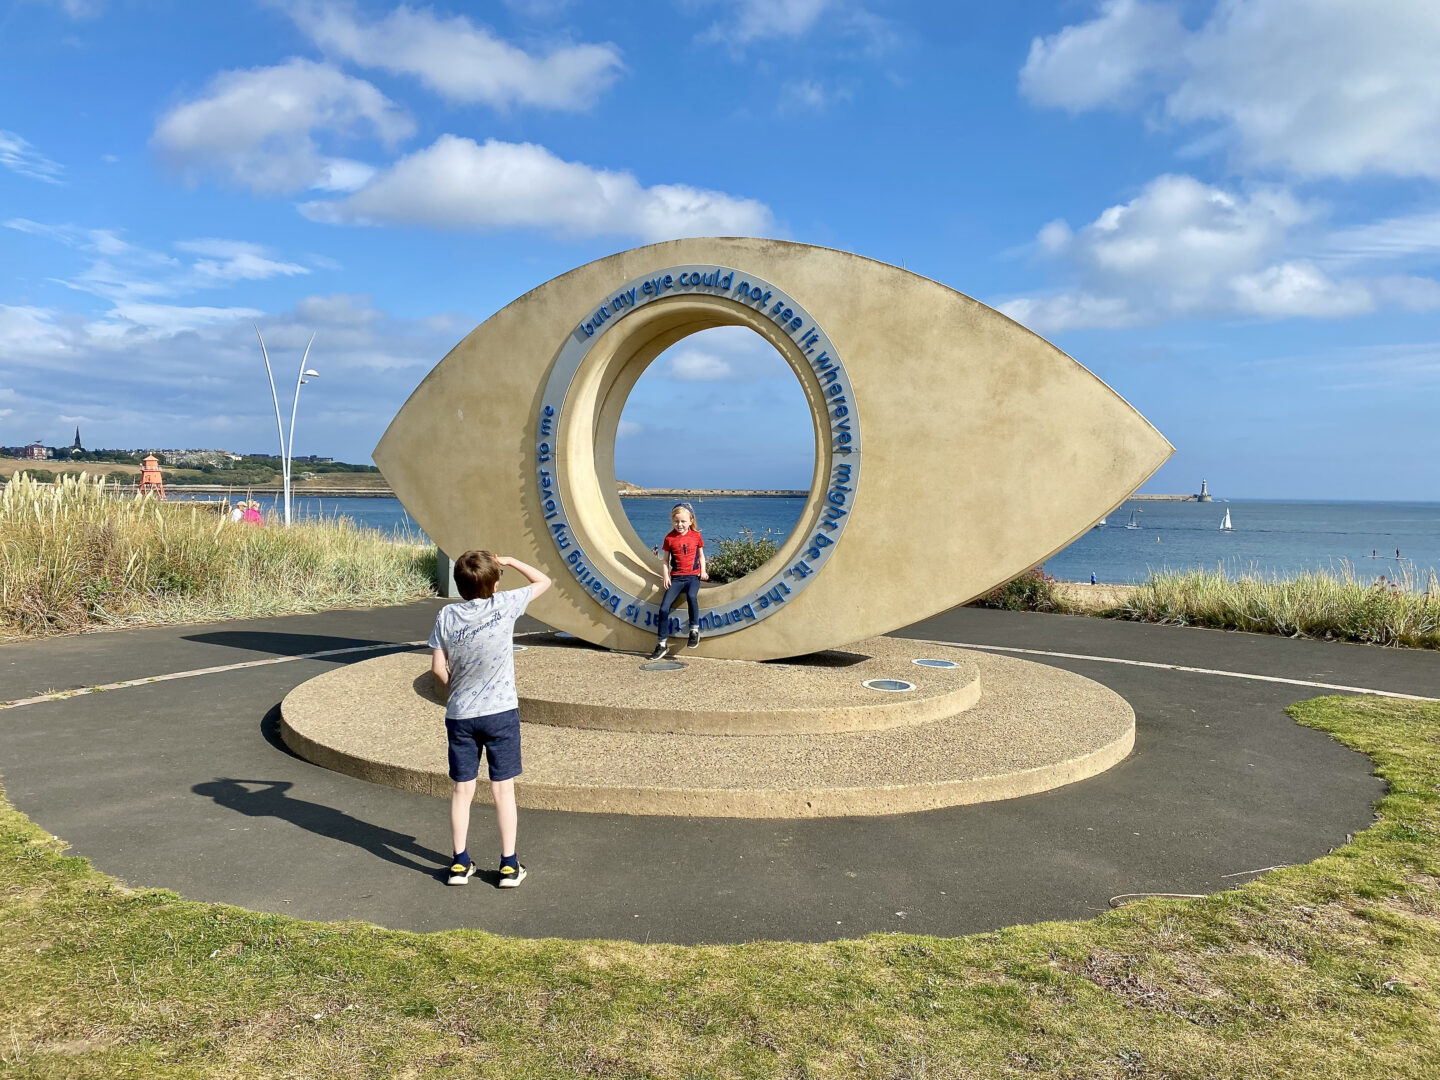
left=973, top=566, right=1059, bottom=611
left=705, top=529, right=780, bottom=584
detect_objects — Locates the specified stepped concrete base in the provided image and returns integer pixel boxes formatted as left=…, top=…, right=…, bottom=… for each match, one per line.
left=280, top=637, right=1135, bottom=818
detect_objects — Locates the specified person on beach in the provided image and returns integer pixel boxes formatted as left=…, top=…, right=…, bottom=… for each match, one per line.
left=229, top=501, right=244, bottom=523
left=241, top=500, right=263, bottom=525
left=649, top=503, right=708, bottom=659
left=429, top=550, right=551, bottom=888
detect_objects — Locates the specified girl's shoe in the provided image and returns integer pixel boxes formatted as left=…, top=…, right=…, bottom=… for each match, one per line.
left=687, top=628, right=700, bottom=648
left=647, top=642, right=668, bottom=660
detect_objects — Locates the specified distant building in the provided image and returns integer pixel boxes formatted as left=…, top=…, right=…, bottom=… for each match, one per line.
left=136, top=455, right=166, bottom=499
left=71, top=426, right=83, bottom=454
left=23, top=440, right=53, bottom=461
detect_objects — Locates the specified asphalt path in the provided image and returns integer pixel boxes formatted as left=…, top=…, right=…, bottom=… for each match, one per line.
left=0, top=602, right=1421, bottom=945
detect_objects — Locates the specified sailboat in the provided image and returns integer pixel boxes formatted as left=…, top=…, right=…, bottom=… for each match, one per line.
left=1124, top=510, right=1141, bottom=530
left=1093, top=514, right=1107, bottom=528
left=1219, top=508, right=1233, bottom=532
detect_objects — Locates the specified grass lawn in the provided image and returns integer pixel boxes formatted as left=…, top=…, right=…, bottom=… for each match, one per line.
left=2, top=694, right=1438, bottom=1077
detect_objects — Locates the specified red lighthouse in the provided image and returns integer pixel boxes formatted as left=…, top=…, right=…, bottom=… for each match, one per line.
left=136, top=454, right=166, bottom=499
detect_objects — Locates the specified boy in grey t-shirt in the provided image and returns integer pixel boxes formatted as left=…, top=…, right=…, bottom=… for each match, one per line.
left=429, top=550, right=551, bottom=887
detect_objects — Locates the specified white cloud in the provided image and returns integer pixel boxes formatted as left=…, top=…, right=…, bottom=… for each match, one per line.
left=997, top=292, right=1141, bottom=332
left=997, top=174, right=1440, bottom=331
left=6, top=219, right=318, bottom=331
left=1021, top=0, right=1440, bottom=180
left=0, top=130, right=64, bottom=183
left=1228, top=261, right=1372, bottom=319
left=780, top=79, right=853, bottom=112
left=288, top=1, right=622, bottom=111
left=1020, top=0, right=1183, bottom=112
left=1322, top=211, right=1440, bottom=261
left=38, top=0, right=104, bottom=18
left=667, top=349, right=734, bottom=381
left=151, top=58, right=413, bottom=194
left=174, top=240, right=311, bottom=284
left=299, top=135, right=773, bottom=241
left=0, top=306, right=75, bottom=359
left=696, top=0, right=835, bottom=47
left=0, top=292, right=457, bottom=459
left=616, top=419, right=644, bottom=438
left=309, top=157, right=377, bottom=193
left=92, top=303, right=266, bottom=339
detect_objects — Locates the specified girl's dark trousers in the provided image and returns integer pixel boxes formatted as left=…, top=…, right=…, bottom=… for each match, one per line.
left=657, top=575, right=700, bottom=639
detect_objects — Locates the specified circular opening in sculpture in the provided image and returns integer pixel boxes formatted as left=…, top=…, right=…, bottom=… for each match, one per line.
left=614, top=326, right=816, bottom=581
left=544, top=281, right=850, bottom=638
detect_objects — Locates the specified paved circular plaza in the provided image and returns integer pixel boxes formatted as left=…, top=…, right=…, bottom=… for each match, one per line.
left=0, top=601, right=1424, bottom=944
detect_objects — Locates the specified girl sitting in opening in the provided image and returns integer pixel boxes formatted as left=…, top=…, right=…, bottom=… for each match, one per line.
left=649, top=502, right=707, bottom=659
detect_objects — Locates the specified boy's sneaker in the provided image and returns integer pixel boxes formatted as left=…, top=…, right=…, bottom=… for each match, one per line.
left=647, top=641, right=668, bottom=660
left=497, top=863, right=528, bottom=889
left=446, top=860, right=477, bottom=886
left=687, top=628, right=700, bottom=649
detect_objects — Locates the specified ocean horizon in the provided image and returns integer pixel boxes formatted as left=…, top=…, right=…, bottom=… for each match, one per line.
left=181, top=492, right=1440, bottom=587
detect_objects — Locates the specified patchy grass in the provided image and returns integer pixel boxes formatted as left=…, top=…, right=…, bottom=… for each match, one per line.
left=2, top=694, right=1439, bottom=1077
left=0, top=472, right=433, bottom=637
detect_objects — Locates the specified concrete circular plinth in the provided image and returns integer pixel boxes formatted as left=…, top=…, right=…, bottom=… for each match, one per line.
left=280, top=638, right=1135, bottom=819
left=510, top=633, right=980, bottom=735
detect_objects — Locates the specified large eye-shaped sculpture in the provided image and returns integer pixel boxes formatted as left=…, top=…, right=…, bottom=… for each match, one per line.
left=376, top=238, right=1171, bottom=661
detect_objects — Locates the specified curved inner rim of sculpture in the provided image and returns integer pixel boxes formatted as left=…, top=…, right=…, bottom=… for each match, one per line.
left=555, top=294, right=836, bottom=613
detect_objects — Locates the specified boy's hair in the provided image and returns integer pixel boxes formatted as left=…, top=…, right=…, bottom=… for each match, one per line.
left=454, top=550, right=502, bottom=601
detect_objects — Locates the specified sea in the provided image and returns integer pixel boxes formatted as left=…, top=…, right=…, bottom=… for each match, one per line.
left=179, top=492, right=1440, bottom=586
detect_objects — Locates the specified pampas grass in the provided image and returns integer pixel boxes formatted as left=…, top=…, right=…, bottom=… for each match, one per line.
left=1, top=471, right=434, bottom=636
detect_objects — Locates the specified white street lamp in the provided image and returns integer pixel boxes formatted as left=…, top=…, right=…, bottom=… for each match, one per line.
left=254, top=326, right=319, bottom=527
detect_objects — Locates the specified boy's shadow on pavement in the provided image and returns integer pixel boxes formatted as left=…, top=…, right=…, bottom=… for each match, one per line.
left=191, top=777, right=452, bottom=878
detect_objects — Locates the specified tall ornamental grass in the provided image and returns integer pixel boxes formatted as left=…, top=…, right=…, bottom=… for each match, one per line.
left=1118, top=562, right=1440, bottom=648
left=0, top=472, right=435, bottom=637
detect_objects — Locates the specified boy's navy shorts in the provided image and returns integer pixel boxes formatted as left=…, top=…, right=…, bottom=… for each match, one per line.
left=445, top=708, right=522, bottom=783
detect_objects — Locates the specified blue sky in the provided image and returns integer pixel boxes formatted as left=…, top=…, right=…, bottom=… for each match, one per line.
left=2, top=0, right=1437, bottom=498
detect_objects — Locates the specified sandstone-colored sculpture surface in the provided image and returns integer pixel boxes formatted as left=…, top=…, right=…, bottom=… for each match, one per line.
left=280, top=641, right=1136, bottom=818
left=376, top=238, right=1172, bottom=661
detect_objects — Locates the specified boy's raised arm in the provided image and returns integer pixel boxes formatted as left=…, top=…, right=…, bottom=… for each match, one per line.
left=497, top=555, right=552, bottom=600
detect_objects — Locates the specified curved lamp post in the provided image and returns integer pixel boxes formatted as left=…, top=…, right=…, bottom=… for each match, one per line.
left=254, top=326, right=319, bottom=527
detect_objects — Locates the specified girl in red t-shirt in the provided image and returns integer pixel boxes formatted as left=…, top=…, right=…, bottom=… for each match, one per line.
left=649, top=503, right=708, bottom=658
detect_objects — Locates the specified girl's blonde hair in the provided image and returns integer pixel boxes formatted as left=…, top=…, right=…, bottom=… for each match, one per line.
left=671, top=502, right=697, bottom=529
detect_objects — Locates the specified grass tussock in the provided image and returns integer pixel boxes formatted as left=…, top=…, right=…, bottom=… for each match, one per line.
left=0, top=471, right=434, bottom=637
left=1116, top=563, right=1440, bottom=648
left=1, top=694, right=1439, bottom=1077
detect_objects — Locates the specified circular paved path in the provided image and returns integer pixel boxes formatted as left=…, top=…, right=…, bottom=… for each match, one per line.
left=1, top=601, right=1429, bottom=945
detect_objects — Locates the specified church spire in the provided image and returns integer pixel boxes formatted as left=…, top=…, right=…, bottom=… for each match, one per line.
left=73, top=426, right=82, bottom=451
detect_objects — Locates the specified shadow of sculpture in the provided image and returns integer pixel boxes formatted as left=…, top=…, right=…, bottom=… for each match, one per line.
left=191, top=777, right=448, bottom=874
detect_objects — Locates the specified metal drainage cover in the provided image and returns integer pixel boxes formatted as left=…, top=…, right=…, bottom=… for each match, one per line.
left=863, top=678, right=916, bottom=692
left=912, top=658, right=958, bottom=668
left=640, top=660, right=688, bottom=672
